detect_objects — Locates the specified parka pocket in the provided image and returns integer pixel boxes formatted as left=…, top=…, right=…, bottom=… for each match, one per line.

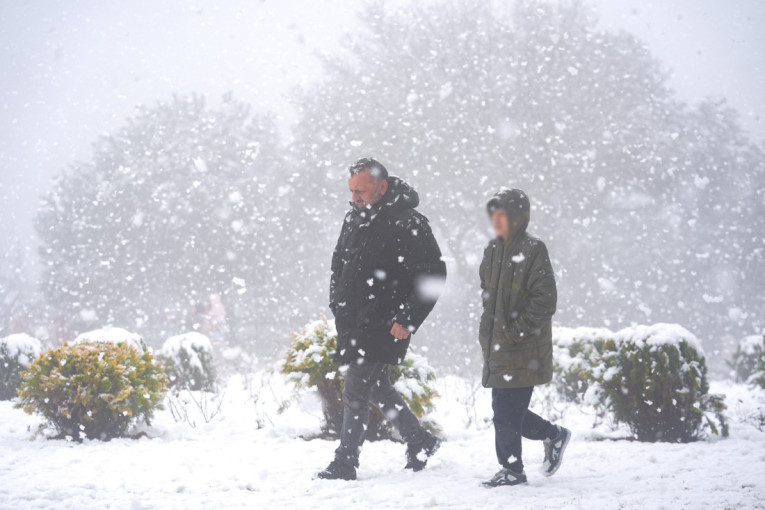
left=488, top=339, right=539, bottom=373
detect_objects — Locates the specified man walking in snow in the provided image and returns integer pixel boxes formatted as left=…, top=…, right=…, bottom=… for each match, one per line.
left=479, top=189, right=571, bottom=487
left=316, top=158, right=447, bottom=481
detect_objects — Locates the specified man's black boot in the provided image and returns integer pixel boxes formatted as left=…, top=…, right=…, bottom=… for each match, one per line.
left=316, top=460, right=357, bottom=481
left=405, top=433, right=442, bottom=472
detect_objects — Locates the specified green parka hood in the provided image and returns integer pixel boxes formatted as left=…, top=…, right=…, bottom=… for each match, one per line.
left=487, top=189, right=530, bottom=244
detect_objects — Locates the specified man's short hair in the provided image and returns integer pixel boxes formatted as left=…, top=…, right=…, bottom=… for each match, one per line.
left=349, top=158, right=389, bottom=181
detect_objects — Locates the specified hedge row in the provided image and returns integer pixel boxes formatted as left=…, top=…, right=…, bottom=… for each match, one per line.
left=3, top=322, right=760, bottom=443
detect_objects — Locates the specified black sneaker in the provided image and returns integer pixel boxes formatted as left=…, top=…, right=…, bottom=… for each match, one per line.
left=405, top=434, right=442, bottom=472
left=542, top=426, right=571, bottom=477
left=482, top=468, right=528, bottom=488
left=316, top=460, right=357, bottom=481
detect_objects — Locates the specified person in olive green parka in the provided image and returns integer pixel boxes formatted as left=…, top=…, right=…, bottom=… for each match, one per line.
left=479, top=189, right=556, bottom=388
left=479, top=189, right=572, bottom=488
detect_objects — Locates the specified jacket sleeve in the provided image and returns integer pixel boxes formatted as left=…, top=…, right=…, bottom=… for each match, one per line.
left=479, top=242, right=492, bottom=300
left=479, top=248, right=487, bottom=293
left=478, top=243, right=493, bottom=357
left=392, top=216, right=447, bottom=333
left=507, top=241, right=557, bottom=341
left=329, top=222, right=347, bottom=317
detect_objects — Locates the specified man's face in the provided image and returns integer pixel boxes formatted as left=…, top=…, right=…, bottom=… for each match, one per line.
left=348, top=170, right=388, bottom=209
left=491, top=209, right=510, bottom=239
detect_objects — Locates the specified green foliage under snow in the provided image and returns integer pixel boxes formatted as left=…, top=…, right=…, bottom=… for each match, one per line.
left=16, top=340, right=167, bottom=440
left=748, top=336, right=765, bottom=390
left=573, top=324, right=728, bottom=442
left=0, top=334, right=42, bottom=400
left=158, top=332, right=217, bottom=391
left=552, top=326, right=615, bottom=404
left=282, top=317, right=438, bottom=440
left=728, top=334, right=765, bottom=386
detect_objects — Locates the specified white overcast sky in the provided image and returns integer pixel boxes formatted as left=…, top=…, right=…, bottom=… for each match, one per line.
left=1, top=0, right=763, bottom=267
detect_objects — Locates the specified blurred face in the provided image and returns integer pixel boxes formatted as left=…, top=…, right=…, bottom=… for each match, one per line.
left=491, top=209, right=510, bottom=240
left=348, top=170, right=388, bottom=209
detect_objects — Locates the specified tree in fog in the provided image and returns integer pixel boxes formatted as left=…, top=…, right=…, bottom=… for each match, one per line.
left=36, top=95, right=288, bottom=350
left=289, top=0, right=764, bottom=364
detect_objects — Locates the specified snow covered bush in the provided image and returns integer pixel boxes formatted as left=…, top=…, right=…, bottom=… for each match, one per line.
left=282, top=317, right=438, bottom=440
left=16, top=341, right=167, bottom=440
left=0, top=334, right=42, bottom=400
left=552, top=326, right=616, bottom=403
left=158, top=332, right=216, bottom=391
left=281, top=317, right=344, bottom=436
left=160, top=333, right=222, bottom=428
left=749, top=339, right=765, bottom=390
left=591, top=324, right=727, bottom=442
left=73, top=327, right=147, bottom=352
left=728, top=334, right=765, bottom=384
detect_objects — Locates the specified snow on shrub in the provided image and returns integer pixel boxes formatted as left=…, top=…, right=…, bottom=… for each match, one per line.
left=16, top=341, right=167, bottom=440
left=728, top=334, right=765, bottom=384
left=590, top=323, right=727, bottom=442
left=552, top=326, right=616, bottom=403
left=281, top=316, right=438, bottom=440
left=73, top=327, right=147, bottom=352
left=0, top=334, right=43, bottom=400
left=747, top=336, right=765, bottom=390
left=158, top=332, right=217, bottom=391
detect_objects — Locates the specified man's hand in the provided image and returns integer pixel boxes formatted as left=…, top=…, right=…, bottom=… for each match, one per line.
left=390, top=322, right=411, bottom=340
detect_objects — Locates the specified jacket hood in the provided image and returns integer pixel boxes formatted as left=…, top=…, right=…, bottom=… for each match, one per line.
left=380, top=176, right=419, bottom=214
left=350, top=176, right=419, bottom=222
left=487, top=188, right=530, bottom=241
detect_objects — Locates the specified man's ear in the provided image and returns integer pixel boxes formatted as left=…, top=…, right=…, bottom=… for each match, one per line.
left=379, top=179, right=389, bottom=195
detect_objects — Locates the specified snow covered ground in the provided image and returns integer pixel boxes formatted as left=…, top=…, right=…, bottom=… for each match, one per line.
left=1, top=372, right=764, bottom=510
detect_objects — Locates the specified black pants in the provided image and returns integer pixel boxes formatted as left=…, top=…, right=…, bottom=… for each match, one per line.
left=334, top=362, right=428, bottom=468
left=492, top=386, right=556, bottom=472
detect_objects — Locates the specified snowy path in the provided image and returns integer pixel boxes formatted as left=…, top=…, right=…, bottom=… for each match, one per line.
left=1, top=378, right=764, bottom=509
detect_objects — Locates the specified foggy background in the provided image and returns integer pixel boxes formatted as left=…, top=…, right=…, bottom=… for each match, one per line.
left=1, top=0, right=763, bottom=374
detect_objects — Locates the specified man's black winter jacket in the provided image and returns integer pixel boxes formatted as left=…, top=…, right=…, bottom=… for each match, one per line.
left=330, top=176, right=446, bottom=365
